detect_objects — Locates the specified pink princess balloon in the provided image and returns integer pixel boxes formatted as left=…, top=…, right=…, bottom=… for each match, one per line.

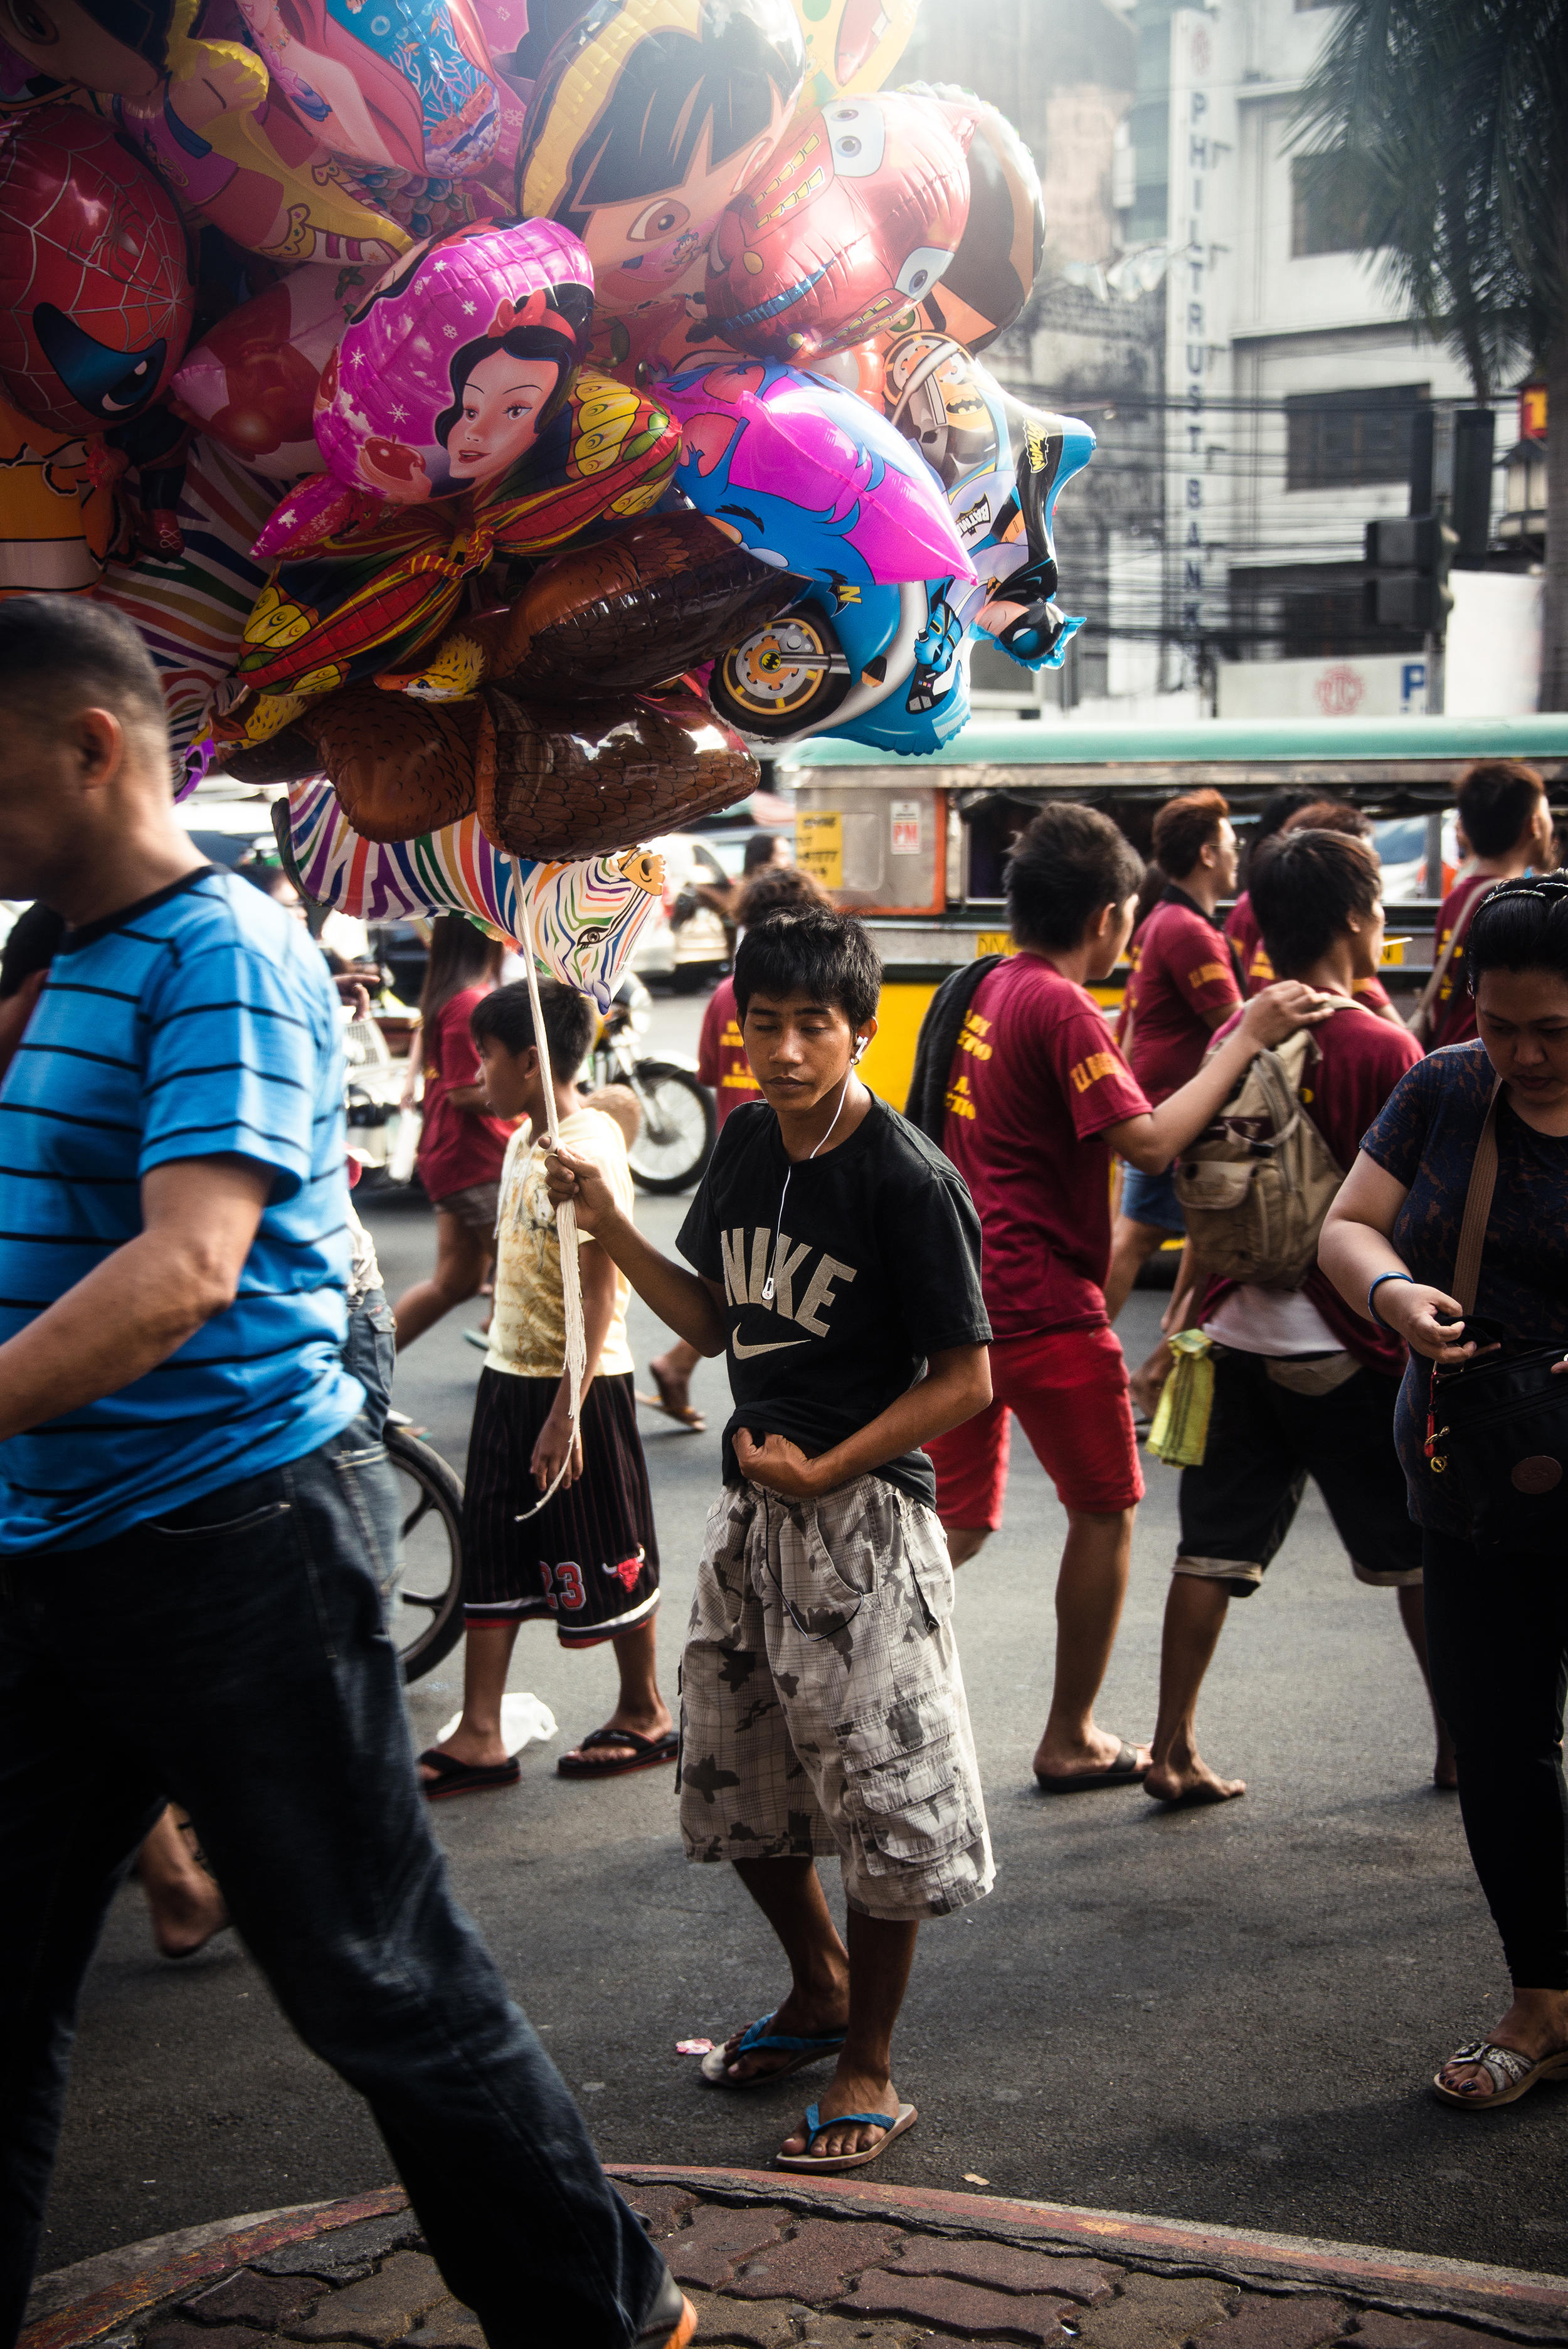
left=255, top=218, right=594, bottom=554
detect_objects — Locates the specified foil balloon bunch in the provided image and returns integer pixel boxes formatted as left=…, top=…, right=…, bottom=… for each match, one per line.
left=0, top=0, right=1097, bottom=1000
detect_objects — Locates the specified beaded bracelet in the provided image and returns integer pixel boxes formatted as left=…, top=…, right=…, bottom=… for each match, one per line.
left=1367, top=1271, right=1414, bottom=1330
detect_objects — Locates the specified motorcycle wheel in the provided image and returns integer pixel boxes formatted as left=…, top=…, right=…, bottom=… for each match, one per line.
left=627, top=1061, right=716, bottom=1194
left=710, top=607, right=851, bottom=740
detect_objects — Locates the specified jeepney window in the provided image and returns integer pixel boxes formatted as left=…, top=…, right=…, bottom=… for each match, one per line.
left=965, top=797, right=1043, bottom=902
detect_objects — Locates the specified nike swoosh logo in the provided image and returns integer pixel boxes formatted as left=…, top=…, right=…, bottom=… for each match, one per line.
left=729, top=1335, right=811, bottom=1359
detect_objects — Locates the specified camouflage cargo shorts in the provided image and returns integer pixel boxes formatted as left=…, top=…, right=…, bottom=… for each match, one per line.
left=677, top=1474, right=994, bottom=1921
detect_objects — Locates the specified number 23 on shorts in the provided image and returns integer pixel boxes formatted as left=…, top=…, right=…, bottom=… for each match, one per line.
left=538, top=1560, right=586, bottom=1611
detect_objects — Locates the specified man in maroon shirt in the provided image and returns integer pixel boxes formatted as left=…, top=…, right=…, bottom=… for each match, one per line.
left=1105, top=792, right=1242, bottom=1333
left=925, top=803, right=1329, bottom=1790
left=1424, top=760, right=1552, bottom=1051
left=1145, top=827, right=1455, bottom=1807
left=1231, top=801, right=1401, bottom=1022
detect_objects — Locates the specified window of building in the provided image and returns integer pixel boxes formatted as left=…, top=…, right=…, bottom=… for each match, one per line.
left=1290, top=152, right=1377, bottom=255
left=1285, top=384, right=1428, bottom=492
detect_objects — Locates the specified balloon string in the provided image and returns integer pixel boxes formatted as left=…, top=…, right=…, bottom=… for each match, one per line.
left=508, top=859, right=587, bottom=1522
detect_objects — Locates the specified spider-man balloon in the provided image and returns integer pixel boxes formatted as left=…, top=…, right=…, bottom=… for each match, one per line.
left=0, top=110, right=194, bottom=437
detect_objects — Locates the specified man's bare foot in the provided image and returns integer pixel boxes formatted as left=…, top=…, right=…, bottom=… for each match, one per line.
left=1145, top=1752, right=1245, bottom=1806
left=778, top=2065, right=898, bottom=2162
left=714, top=1978, right=850, bottom=2086
left=1434, top=1731, right=1459, bottom=1791
left=1436, top=1991, right=1568, bottom=2099
left=138, top=1811, right=229, bottom=1959
left=1032, top=1727, right=1150, bottom=1783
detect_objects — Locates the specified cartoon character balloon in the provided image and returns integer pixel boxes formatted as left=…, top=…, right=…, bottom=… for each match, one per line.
left=704, top=92, right=971, bottom=363
left=0, top=0, right=418, bottom=271
left=230, top=0, right=499, bottom=179
left=903, top=88, right=1044, bottom=352
left=660, top=357, right=975, bottom=588
left=515, top=0, right=805, bottom=314
left=171, top=262, right=372, bottom=477
left=879, top=330, right=1093, bottom=669
left=282, top=775, right=664, bottom=1009
left=248, top=218, right=593, bottom=554
left=0, top=110, right=194, bottom=435
left=788, top=0, right=918, bottom=119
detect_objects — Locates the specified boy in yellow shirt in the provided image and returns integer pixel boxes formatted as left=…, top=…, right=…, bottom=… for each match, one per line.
left=418, top=982, right=673, bottom=1795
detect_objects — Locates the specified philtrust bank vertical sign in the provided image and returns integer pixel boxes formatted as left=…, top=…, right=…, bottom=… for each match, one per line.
left=1164, top=8, right=1237, bottom=685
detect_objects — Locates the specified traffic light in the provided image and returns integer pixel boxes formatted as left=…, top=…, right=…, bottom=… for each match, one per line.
left=1362, top=514, right=1457, bottom=632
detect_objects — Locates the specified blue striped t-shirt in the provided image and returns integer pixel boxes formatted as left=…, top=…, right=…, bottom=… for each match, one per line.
left=0, top=866, right=362, bottom=1551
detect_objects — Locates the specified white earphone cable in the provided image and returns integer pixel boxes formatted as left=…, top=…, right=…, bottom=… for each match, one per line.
left=760, top=1042, right=864, bottom=1306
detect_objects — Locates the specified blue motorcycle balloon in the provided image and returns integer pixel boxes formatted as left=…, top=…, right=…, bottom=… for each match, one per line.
left=702, top=336, right=1094, bottom=754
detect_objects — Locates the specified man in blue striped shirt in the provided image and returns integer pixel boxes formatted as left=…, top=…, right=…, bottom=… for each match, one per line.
left=0, top=601, right=690, bottom=2349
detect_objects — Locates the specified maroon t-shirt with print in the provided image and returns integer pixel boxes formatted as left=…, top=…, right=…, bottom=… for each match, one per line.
left=940, top=952, right=1150, bottom=1337
left=1118, top=889, right=1241, bottom=1104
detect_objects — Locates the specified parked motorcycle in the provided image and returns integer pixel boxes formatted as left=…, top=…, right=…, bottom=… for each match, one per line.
left=582, top=974, right=716, bottom=1196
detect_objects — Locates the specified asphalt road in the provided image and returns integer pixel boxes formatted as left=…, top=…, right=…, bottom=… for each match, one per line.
left=37, top=992, right=1568, bottom=2283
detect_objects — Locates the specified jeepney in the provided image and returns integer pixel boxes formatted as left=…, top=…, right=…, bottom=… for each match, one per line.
left=780, top=714, right=1568, bottom=1111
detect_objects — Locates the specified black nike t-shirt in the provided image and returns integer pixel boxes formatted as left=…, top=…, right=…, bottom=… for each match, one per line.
left=677, top=1095, right=992, bottom=1505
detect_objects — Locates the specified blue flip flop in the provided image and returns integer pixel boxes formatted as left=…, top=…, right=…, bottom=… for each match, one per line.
left=699, top=2012, right=848, bottom=2089
left=774, top=2099, right=919, bottom=2173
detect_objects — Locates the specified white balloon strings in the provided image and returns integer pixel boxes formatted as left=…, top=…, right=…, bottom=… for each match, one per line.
left=508, top=861, right=587, bottom=1522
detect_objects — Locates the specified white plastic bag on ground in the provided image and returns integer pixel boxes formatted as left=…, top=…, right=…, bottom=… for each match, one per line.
left=437, top=1693, right=557, bottom=1755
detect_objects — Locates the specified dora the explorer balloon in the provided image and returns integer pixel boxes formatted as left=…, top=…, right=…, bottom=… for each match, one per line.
left=515, top=0, right=805, bottom=315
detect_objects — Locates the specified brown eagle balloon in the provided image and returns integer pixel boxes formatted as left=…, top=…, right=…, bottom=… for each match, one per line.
left=475, top=678, right=756, bottom=861
left=379, top=513, right=797, bottom=703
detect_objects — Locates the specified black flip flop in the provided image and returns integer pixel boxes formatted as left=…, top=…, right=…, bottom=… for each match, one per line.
left=419, top=1747, right=521, bottom=1800
left=1034, top=1740, right=1149, bottom=1794
left=557, top=1726, right=679, bottom=1779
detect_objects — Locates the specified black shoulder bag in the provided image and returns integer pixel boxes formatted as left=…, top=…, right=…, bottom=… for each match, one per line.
left=1425, top=1076, right=1568, bottom=1556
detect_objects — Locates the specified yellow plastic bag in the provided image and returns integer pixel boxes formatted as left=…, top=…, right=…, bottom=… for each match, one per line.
left=1147, top=1329, right=1215, bottom=1467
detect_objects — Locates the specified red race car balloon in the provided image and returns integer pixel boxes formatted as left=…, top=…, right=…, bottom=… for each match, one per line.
left=704, top=91, right=971, bottom=364
left=0, top=110, right=194, bottom=435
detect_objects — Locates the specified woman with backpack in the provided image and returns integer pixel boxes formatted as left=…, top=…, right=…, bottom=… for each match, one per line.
left=1145, top=828, right=1454, bottom=1810
left=1321, top=876, right=1568, bottom=2110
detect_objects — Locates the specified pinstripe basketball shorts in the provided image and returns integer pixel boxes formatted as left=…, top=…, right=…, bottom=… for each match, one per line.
left=462, top=1369, right=659, bottom=1646
left=677, top=1475, right=994, bottom=1921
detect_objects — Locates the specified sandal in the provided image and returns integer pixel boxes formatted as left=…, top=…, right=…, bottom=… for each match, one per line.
left=700, top=2012, right=848, bottom=2089
left=635, top=2272, right=697, bottom=2348
left=637, top=1367, right=705, bottom=1433
left=1432, top=2038, right=1568, bottom=2108
left=418, top=1748, right=521, bottom=1800
left=556, top=1726, right=679, bottom=1778
left=774, top=2100, right=918, bottom=2174
left=1034, top=1740, right=1149, bottom=1793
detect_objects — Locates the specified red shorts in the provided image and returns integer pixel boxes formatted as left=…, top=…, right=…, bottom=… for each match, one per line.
left=926, top=1323, right=1145, bottom=1526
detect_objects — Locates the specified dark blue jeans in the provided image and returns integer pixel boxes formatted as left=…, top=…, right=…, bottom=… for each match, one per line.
left=0, top=1414, right=666, bottom=2349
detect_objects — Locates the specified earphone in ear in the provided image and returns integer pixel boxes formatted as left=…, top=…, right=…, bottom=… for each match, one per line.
left=852, top=1037, right=868, bottom=1063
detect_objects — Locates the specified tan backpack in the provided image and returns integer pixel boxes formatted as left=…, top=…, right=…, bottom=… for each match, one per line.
left=1172, top=1029, right=1344, bottom=1291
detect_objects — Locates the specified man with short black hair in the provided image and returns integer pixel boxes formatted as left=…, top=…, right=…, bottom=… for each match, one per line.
left=1426, top=760, right=1553, bottom=1051
left=0, top=597, right=690, bottom=2349
left=923, top=802, right=1327, bottom=1791
left=1145, top=827, right=1454, bottom=1806
left=1105, top=789, right=1243, bottom=1326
